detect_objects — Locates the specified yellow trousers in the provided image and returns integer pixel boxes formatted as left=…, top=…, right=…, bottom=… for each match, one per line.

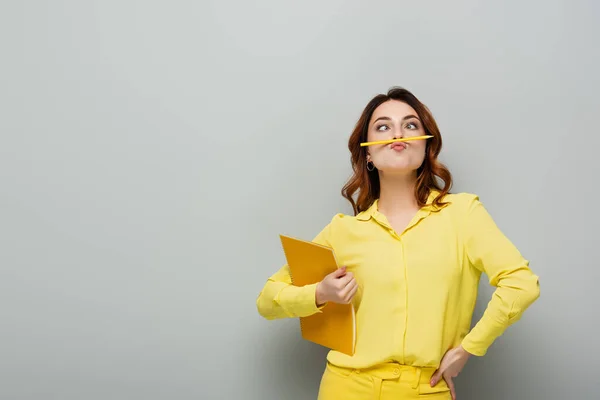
left=317, top=361, right=451, bottom=400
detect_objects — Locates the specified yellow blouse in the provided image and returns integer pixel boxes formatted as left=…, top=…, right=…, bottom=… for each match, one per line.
left=256, top=191, right=540, bottom=369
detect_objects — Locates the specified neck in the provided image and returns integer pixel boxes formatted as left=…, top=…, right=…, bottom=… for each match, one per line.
left=377, top=171, right=419, bottom=214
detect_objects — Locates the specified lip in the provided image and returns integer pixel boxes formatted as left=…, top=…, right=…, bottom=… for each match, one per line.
left=390, top=142, right=407, bottom=151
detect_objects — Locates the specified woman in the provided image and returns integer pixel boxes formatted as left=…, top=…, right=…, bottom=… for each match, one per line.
left=256, top=87, right=540, bottom=400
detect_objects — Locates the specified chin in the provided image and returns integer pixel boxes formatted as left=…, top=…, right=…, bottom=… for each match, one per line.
left=379, top=165, right=418, bottom=176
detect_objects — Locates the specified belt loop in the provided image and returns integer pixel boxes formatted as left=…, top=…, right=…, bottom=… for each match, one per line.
left=412, top=367, right=421, bottom=389
left=372, top=376, right=382, bottom=400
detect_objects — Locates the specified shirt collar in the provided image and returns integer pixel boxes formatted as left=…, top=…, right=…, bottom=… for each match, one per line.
left=356, top=189, right=445, bottom=221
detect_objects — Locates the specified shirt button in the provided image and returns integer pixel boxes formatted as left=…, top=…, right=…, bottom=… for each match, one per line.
left=393, top=368, right=400, bottom=375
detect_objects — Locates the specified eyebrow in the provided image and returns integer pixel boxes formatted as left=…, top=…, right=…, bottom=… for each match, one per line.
left=372, top=114, right=420, bottom=124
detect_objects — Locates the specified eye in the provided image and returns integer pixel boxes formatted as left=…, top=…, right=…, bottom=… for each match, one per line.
left=405, top=121, right=419, bottom=130
left=376, top=124, right=390, bottom=132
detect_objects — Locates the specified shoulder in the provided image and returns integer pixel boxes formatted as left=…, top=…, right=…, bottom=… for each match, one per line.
left=438, top=192, right=482, bottom=215
left=326, top=212, right=358, bottom=227
left=320, top=211, right=364, bottom=235
left=445, top=191, right=480, bottom=205
left=310, top=212, right=356, bottom=246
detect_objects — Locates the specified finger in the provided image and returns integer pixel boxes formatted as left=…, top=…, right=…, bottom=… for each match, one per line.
left=344, top=282, right=359, bottom=302
left=347, top=279, right=358, bottom=293
left=430, top=370, right=442, bottom=387
left=342, top=273, right=355, bottom=287
left=336, top=273, right=354, bottom=287
left=339, top=279, right=357, bottom=299
left=444, top=375, right=456, bottom=400
left=332, top=266, right=346, bottom=278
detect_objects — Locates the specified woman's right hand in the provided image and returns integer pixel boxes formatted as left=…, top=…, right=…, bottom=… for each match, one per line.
left=315, top=266, right=358, bottom=306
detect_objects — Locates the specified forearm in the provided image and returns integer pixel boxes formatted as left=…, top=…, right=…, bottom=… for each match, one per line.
left=256, top=279, right=323, bottom=320
left=462, top=270, right=540, bottom=355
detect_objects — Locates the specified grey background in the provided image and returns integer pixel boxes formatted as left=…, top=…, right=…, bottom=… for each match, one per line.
left=1, top=1, right=598, bottom=399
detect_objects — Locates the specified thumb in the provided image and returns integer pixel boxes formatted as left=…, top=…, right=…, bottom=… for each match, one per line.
left=333, top=266, right=347, bottom=278
left=430, top=370, right=442, bottom=387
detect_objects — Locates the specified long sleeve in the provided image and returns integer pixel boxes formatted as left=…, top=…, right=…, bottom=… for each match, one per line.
left=256, top=217, right=336, bottom=320
left=460, top=196, right=540, bottom=356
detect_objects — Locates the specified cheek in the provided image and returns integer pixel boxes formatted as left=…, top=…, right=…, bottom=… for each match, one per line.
left=410, top=145, right=428, bottom=166
left=411, top=142, right=427, bottom=154
left=366, top=131, right=378, bottom=142
left=368, top=148, right=384, bottom=161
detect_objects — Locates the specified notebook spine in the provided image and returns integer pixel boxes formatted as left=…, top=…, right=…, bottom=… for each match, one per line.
left=280, top=240, right=294, bottom=285
left=279, top=238, right=306, bottom=335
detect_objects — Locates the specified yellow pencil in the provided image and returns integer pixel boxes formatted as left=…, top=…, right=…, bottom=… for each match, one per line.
left=360, top=135, right=433, bottom=147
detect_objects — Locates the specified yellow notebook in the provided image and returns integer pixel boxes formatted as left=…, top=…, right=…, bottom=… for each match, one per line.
left=279, top=234, right=356, bottom=356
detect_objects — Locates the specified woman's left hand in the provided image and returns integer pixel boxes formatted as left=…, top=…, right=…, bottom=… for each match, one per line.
left=430, top=345, right=471, bottom=400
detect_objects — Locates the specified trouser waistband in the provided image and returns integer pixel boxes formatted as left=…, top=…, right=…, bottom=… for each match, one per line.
left=326, top=361, right=439, bottom=400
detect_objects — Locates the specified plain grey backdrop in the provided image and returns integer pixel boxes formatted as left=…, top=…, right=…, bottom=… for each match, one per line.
left=1, top=1, right=598, bottom=399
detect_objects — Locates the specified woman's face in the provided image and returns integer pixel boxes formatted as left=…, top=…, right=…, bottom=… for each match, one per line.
left=366, top=100, right=427, bottom=175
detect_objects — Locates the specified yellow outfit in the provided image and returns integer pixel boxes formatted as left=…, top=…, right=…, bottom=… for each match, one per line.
left=256, top=191, right=540, bottom=399
left=318, top=361, right=448, bottom=399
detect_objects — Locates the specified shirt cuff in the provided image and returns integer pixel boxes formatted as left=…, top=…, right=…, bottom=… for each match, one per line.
left=275, top=282, right=326, bottom=317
